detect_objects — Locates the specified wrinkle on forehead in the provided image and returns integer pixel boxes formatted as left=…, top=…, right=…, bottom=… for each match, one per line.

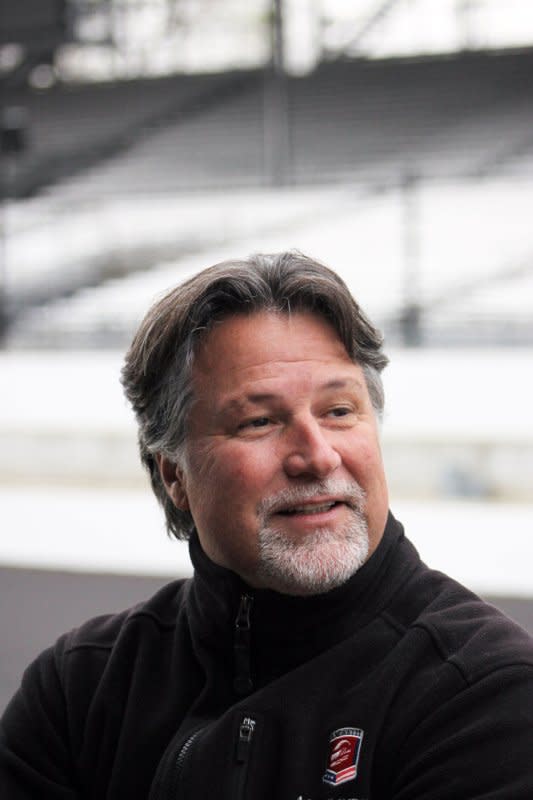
left=188, top=311, right=370, bottom=425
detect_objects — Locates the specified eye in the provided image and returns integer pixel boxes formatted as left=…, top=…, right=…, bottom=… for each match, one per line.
left=249, top=417, right=271, bottom=428
left=323, top=405, right=357, bottom=426
left=238, top=416, right=272, bottom=430
left=328, top=407, right=352, bottom=417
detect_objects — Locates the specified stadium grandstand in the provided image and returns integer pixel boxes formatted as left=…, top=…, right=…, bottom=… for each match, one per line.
left=1, top=0, right=533, bottom=347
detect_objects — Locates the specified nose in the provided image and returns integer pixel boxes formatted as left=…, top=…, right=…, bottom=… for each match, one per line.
left=282, top=415, right=341, bottom=479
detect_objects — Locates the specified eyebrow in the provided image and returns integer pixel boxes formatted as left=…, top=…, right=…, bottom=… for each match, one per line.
left=220, top=378, right=364, bottom=414
left=320, top=378, right=364, bottom=392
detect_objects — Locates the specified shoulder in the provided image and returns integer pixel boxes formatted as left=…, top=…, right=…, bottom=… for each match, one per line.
left=376, top=556, right=533, bottom=796
left=386, top=557, right=533, bottom=683
left=58, top=577, right=191, bottom=659
left=14, top=577, right=193, bottom=702
left=2, top=578, right=192, bottom=733
left=0, top=579, right=193, bottom=794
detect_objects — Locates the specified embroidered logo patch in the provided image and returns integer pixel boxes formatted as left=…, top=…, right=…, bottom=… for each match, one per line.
left=322, top=727, right=364, bottom=786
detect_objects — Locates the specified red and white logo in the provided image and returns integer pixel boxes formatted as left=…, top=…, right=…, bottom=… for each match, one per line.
left=322, top=727, right=364, bottom=787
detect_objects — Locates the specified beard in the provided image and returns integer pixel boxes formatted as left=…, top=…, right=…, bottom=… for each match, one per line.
left=254, top=480, right=369, bottom=596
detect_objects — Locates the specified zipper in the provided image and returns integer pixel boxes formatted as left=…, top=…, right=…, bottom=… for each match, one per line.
left=149, top=592, right=255, bottom=798
left=234, top=593, right=254, bottom=696
left=150, top=716, right=258, bottom=800
left=233, top=715, right=257, bottom=800
left=148, top=724, right=205, bottom=800
left=174, top=728, right=203, bottom=785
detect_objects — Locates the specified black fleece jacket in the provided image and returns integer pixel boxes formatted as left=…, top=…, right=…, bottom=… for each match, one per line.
left=1, top=513, right=532, bottom=799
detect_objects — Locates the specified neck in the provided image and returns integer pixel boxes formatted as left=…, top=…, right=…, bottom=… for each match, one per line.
left=187, top=513, right=404, bottom=696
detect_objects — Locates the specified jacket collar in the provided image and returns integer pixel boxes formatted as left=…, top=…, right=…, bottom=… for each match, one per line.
left=186, top=512, right=419, bottom=693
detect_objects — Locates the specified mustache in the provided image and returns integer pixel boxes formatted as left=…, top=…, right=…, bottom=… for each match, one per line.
left=257, top=480, right=366, bottom=521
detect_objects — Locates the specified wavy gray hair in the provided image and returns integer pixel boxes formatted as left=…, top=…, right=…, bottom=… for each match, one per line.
left=121, top=251, right=388, bottom=539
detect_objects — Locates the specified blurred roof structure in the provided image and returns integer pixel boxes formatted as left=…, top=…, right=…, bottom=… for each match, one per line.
left=1, top=2, right=532, bottom=348
left=3, top=0, right=533, bottom=84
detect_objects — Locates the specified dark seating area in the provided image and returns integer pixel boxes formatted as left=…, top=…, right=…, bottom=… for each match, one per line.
left=1, top=70, right=257, bottom=196
left=3, top=48, right=533, bottom=197
left=289, top=49, right=533, bottom=182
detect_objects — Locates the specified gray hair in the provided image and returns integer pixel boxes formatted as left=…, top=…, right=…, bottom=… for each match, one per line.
left=121, top=251, right=388, bottom=540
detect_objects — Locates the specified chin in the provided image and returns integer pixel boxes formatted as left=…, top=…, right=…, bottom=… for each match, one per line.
left=255, top=525, right=370, bottom=596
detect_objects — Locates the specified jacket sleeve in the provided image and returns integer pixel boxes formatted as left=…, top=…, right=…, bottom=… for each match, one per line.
left=389, top=664, right=533, bottom=799
left=0, top=640, right=80, bottom=799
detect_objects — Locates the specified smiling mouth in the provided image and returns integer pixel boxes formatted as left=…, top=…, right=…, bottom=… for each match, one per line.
left=277, top=501, right=343, bottom=516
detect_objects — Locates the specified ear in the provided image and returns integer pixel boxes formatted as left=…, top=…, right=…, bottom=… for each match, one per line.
left=155, top=454, right=190, bottom=511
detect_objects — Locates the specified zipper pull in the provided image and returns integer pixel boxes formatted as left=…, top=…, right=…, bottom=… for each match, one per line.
left=235, top=716, right=256, bottom=763
left=234, top=593, right=254, bottom=696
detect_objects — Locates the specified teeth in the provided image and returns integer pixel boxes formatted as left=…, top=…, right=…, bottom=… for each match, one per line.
left=284, top=502, right=336, bottom=515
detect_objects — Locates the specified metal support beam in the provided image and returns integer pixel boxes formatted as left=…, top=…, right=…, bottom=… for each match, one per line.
left=263, top=0, right=291, bottom=186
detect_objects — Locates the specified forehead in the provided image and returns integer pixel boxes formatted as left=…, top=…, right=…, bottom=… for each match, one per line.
left=193, top=311, right=353, bottom=379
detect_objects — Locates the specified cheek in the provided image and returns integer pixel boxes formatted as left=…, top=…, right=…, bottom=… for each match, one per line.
left=343, top=436, right=385, bottom=482
left=190, top=442, right=270, bottom=502
left=225, top=452, right=275, bottom=504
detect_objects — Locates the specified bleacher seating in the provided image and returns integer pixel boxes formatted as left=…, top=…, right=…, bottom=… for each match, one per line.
left=2, top=71, right=257, bottom=196
left=288, top=50, right=533, bottom=182
left=3, top=48, right=533, bottom=199
left=3, top=48, right=533, bottom=347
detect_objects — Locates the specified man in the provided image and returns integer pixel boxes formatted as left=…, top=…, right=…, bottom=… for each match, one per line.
left=1, top=251, right=532, bottom=799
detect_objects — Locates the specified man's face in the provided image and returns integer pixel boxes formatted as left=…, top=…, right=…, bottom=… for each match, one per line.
left=164, top=311, right=389, bottom=595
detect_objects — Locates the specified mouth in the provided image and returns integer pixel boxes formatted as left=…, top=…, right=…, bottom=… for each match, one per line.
left=276, top=499, right=346, bottom=516
left=258, top=481, right=366, bottom=526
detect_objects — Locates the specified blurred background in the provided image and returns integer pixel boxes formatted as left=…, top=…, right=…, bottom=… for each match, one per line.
left=1, top=0, right=532, bottom=712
